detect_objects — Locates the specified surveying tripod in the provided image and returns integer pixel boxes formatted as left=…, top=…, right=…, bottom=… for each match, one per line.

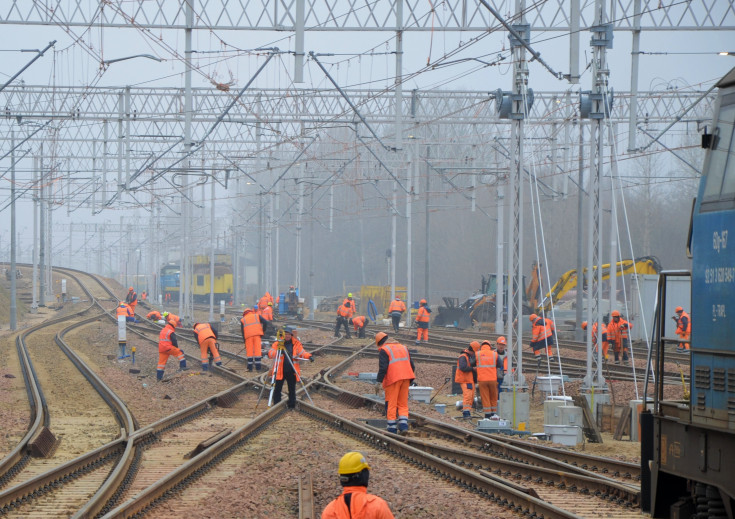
left=267, top=329, right=314, bottom=407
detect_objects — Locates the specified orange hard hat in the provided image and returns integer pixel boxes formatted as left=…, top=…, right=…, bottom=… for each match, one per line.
left=395, top=297, right=401, bottom=301
left=675, top=306, right=683, bottom=313
left=496, top=336, right=506, bottom=345
left=611, top=310, right=621, bottom=317
left=375, top=332, right=388, bottom=346
left=129, top=287, right=133, bottom=291
left=470, top=341, right=481, bottom=352
left=420, top=299, right=427, bottom=305
left=481, top=340, right=492, bottom=347
left=581, top=321, right=588, bottom=330
left=529, top=314, right=538, bottom=322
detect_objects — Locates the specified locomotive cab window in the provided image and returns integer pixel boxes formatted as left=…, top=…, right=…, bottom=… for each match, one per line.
left=702, top=93, right=735, bottom=209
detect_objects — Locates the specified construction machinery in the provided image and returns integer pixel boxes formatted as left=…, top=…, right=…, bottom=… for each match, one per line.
left=433, top=257, right=661, bottom=329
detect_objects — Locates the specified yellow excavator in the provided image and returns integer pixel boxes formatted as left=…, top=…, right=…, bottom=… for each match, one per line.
left=536, top=256, right=662, bottom=314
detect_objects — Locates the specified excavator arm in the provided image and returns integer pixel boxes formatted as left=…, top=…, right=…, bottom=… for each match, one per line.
left=537, top=256, right=662, bottom=313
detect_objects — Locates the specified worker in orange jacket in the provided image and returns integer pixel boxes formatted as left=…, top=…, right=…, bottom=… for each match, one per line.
left=241, top=308, right=266, bottom=371
left=350, top=315, right=367, bottom=338
left=415, top=299, right=431, bottom=344
left=261, top=302, right=274, bottom=336
left=146, top=310, right=162, bottom=321
left=141, top=291, right=147, bottom=301
left=267, top=326, right=313, bottom=408
left=376, top=332, right=415, bottom=433
left=529, top=313, right=555, bottom=361
left=673, top=306, right=691, bottom=351
left=607, top=310, right=632, bottom=364
left=476, top=340, right=500, bottom=419
left=193, top=322, right=222, bottom=372
left=163, top=312, right=181, bottom=328
left=125, top=287, right=138, bottom=313
left=321, top=451, right=395, bottom=519
left=157, top=317, right=186, bottom=381
left=582, top=321, right=609, bottom=360
left=335, top=301, right=354, bottom=338
left=116, top=302, right=136, bottom=322
left=455, top=341, right=479, bottom=419
left=387, top=297, right=406, bottom=333
left=342, top=292, right=356, bottom=310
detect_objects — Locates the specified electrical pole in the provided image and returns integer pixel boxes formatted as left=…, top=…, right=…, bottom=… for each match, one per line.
left=10, top=130, right=17, bottom=330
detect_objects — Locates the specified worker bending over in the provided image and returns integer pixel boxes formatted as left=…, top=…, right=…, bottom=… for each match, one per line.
left=193, top=322, right=222, bottom=372
left=321, top=451, right=394, bottom=519
left=157, top=317, right=187, bottom=381
left=267, top=326, right=313, bottom=409
left=455, top=341, right=479, bottom=419
left=116, top=302, right=136, bottom=322
left=375, top=332, right=415, bottom=434
left=350, top=315, right=367, bottom=338
left=476, top=340, right=501, bottom=419
left=415, top=299, right=431, bottom=344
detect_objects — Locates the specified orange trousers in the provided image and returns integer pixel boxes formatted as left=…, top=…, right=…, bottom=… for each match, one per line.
left=384, top=379, right=411, bottom=421
left=461, top=382, right=475, bottom=412
left=416, top=328, right=428, bottom=341
left=200, top=337, right=221, bottom=365
left=157, top=347, right=184, bottom=371
left=478, top=380, right=498, bottom=415
left=245, top=335, right=262, bottom=358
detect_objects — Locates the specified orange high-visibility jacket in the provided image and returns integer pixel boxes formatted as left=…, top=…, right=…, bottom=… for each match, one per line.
left=159, top=324, right=176, bottom=353
left=531, top=317, right=553, bottom=342
left=321, top=486, right=395, bottom=519
left=476, top=345, right=499, bottom=382
left=607, top=318, right=631, bottom=344
left=146, top=310, right=161, bottom=320
left=454, top=350, right=476, bottom=384
left=387, top=299, right=406, bottom=314
left=676, top=311, right=691, bottom=336
left=193, top=323, right=216, bottom=345
left=416, top=306, right=431, bottom=323
left=352, top=315, right=366, bottom=330
left=378, top=341, right=415, bottom=388
left=116, top=304, right=132, bottom=318
left=166, top=313, right=181, bottom=327
left=267, top=337, right=311, bottom=381
left=337, top=303, right=354, bottom=319
left=241, top=310, right=263, bottom=339
left=261, top=306, right=273, bottom=321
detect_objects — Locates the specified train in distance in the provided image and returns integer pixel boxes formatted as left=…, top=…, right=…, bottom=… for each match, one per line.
left=160, top=254, right=233, bottom=303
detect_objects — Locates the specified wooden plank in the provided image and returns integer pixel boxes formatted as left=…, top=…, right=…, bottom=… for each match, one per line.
left=614, top=407, right=632, bottom=441
left=299, top=474, right=314, bottom=519
left=572, top=395, right=603, bottom=443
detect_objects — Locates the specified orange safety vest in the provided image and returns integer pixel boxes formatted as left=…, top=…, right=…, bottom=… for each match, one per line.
left=116, top=304, right=132, bottom=318
left=241, top=311, right=263, bottom=339
left=338, top=303, right=354, bottom=319
left=387, top=300, right=406, bottom=314
left=166, top=313, right=181, bottom=327
left=352, top=315, right=366, bottom=329
left=321, top=486, right=394, bottom=519
left=416, top=306, right=431, bottom=323
left=454, top=350, right=475, bottom=384
left=608, top=318, right=631, bottom=344
left=261, top=306, right=273, bottom=321
left=267, top=338, right=311, bottom=381
left=532, top=317, right=553, bottom=342
left=378, top=341, right=415, bottom=388
left=676, top=311, right=691, bottom=336
left=476, top=345, right=498, bottom=382
left=159, top=324, right=175, bottom=353
left=147, top=311, right=161, bottom=320
left=193, top=323, right=216, bottom=344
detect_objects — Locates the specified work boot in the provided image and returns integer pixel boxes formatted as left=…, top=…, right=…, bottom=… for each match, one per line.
left=484, top=413, right=492, bottom=419
left=387, top=426, right=397, bottom=434
left=179, top=360, right=188, bottom=371
left=201, top=363, right=209, bottom=373
left=415, top=340, right=421, bottom=345
left=462, top=411, right=471, bottom=419
left=156, top=370, right=164, bottom=381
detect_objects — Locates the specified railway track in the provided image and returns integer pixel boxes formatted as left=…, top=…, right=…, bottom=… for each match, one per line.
left=0, top=270, right=648, bottom=517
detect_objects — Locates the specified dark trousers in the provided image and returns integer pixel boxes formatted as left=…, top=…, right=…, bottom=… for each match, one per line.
left=391, top=313, right=401, bottom=332
left=273, top=372, right=297, bottom=408
left=335, top=317, right=351, bottom=337
left=357, top=325, right=366, bottom=338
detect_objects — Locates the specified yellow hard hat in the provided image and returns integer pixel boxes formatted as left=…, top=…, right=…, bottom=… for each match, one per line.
left=347, top=292, right=353, bottom=298
left=268, top=302, right=273, bottom=306
left=338, top=452, right=370, bottom=475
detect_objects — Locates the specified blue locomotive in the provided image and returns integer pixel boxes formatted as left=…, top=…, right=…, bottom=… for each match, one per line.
left=646, top=67, right=735, bottom=517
